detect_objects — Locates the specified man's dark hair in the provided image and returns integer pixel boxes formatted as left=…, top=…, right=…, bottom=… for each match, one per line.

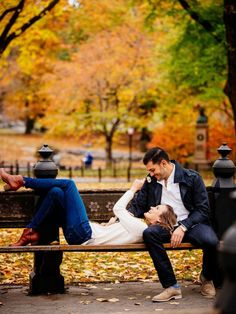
left=143, top=147, right=170, bottom=165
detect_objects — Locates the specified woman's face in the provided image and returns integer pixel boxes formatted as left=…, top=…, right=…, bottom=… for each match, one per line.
left=144, top=205, right=167, bottom=225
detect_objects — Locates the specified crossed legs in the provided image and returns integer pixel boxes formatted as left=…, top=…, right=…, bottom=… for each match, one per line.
left=0, top=169, right=92, bottom=245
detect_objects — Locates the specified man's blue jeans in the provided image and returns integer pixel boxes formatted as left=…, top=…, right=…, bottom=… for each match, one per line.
left=143, top=223, right=219, bottom=288
left=24, top=178, right=92, bottom=244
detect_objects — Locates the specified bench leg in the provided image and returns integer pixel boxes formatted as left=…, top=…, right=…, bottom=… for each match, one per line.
left=28, top=222, right=65, bottom=295
left=29, top=251, right=65, bottom=295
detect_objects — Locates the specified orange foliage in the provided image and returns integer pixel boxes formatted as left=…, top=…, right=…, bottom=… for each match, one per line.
left=148, top=117, right=195, bottom=163
left=208, top=119, right=236, bottom=161
left=149, top=112, right=236, bottom=164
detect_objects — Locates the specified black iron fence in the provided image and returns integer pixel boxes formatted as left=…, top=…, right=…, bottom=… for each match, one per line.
left=0, top=160, right=147, bottom=182
left=0, top=159, right=218, bottom=183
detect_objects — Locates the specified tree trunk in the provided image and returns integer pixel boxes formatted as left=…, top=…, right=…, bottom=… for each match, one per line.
left=25, top=116, right=35, bottom=134
left=105, top=135, right=113, bottom=167
left=223, top=0, right=236, bottom=133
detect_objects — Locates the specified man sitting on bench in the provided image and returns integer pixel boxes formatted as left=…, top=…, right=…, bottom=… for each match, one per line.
left=128, top=147, right=219, bottom=302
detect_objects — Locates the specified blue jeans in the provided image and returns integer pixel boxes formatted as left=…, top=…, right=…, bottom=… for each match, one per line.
left=24, top=178, right=92, bottom=245
left=143, top=223, right=219, bottom=288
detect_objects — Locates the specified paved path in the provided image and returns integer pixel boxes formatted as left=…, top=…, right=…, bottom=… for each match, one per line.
left=0, top=281, right=218, bottom=314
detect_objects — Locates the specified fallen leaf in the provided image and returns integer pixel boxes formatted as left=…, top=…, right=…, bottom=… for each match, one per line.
left=0, top=229, right=203, bottom=285
left=108, top=298, right=119, bottom=302
left=103, top=288, right=113, bottom=291
left=79, top=300, right=91, bottom=304
left=169, top=301, right=179, bottom=305
left=134, top=302, right=141, bottom=305
left=86, top=285, right=97, bottom=289
left=96, top=298, right=108, bottom=302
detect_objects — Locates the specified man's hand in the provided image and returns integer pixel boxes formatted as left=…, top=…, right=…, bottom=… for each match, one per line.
left=170, top=226, right=185, bottom=248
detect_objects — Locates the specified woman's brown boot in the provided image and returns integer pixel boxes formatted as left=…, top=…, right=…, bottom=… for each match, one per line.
left=11, top=228, right=40, bottom=246
left=0, top=168, right=24, bottom=191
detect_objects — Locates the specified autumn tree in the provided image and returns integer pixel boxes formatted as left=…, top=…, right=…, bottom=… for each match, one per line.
left=142, top=0, right=236, bottom=133
left=177, top=0, right=236, bottom=133
left=42, top=25, right=158, bottom=163
left=2, top=59, right=51, bottom=134
left=149, top=106, right=195, bottom=163
left=0, top=0, right=60, bottom=57
left=0, top=1, right=74, bottom=133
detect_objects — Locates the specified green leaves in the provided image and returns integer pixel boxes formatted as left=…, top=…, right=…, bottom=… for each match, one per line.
left=168, top=1, right=226, bottom=100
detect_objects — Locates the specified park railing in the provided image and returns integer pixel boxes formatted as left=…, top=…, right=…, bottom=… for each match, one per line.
left=0, top=159, right=217, bottom=183
left=0, top=160, right=147, bottom=182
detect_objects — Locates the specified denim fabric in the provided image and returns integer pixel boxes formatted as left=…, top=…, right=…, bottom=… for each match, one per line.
left=25, top=178, right=92, bottom=245
left=143, top=225, right=176, bottom=288
left=184, top=223, right=219, bottom=280
left=143, top=223, right=219, bottom=288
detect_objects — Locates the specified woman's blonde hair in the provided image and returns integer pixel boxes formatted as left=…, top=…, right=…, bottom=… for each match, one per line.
left=157, top=205, right=177, bottom=232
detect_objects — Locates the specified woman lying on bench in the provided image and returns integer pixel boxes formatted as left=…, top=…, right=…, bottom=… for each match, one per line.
left=0, top=169, right=176, bottom=246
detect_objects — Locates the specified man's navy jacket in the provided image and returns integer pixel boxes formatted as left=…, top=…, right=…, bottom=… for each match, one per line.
left=128, top=160, right=210, bottom=230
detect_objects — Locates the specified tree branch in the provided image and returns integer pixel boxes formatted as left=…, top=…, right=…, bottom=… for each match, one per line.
left=0, top=0, right=60, bottom=56
left=0, top=0, right=24, bottom=22
left=0, top=0, right=24, bottom=46
left=177, top=0, right=222, bottom=43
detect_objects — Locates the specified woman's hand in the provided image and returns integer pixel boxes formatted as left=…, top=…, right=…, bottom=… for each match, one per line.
left=130, top=179, right=145, bottom=193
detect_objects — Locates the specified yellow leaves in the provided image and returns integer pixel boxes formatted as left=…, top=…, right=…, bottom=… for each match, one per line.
left=0, top=252, right=32, bottom=284
left=74, top=0, right=132, bottom=35
left=0, top=229, right=202, bottom=285
left=41, top=21, right=158, bottom=139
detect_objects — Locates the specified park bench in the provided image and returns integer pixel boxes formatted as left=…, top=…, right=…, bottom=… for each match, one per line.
left=0, top=187, right=219, bottom=295
left=0, top=189, right=214, bottom=294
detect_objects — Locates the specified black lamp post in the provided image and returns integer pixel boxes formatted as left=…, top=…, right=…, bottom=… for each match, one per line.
left=128, top=127, right=134, bottom=169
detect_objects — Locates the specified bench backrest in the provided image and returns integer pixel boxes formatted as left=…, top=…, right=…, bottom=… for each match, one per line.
left=0, top=187, right=217, bottom=228
left=0, top=189, right=126, bottom=228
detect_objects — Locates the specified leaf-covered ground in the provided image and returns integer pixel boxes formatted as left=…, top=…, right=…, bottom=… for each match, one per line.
left=0, top=229, right=202, bottom=285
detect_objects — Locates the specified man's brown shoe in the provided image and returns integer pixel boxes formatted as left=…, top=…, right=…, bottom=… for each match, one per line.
left=152, top=286, right=182, bottom=302
left=200, top=272, right=216, bottom=298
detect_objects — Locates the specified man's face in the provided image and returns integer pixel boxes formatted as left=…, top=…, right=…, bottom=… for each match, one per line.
left=145, top=160, right=168, bottom=181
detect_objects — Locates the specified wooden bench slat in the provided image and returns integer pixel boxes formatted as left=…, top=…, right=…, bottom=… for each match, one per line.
left=0, top=242, right=199, bottom=253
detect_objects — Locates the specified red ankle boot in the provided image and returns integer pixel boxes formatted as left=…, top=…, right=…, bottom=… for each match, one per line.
left=0, top=168, right=24, bottom=191
left=11, top=228, right=40, bottom=246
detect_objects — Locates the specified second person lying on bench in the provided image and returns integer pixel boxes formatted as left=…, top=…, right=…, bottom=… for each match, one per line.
left=0, top=169, right=176, bottom=247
